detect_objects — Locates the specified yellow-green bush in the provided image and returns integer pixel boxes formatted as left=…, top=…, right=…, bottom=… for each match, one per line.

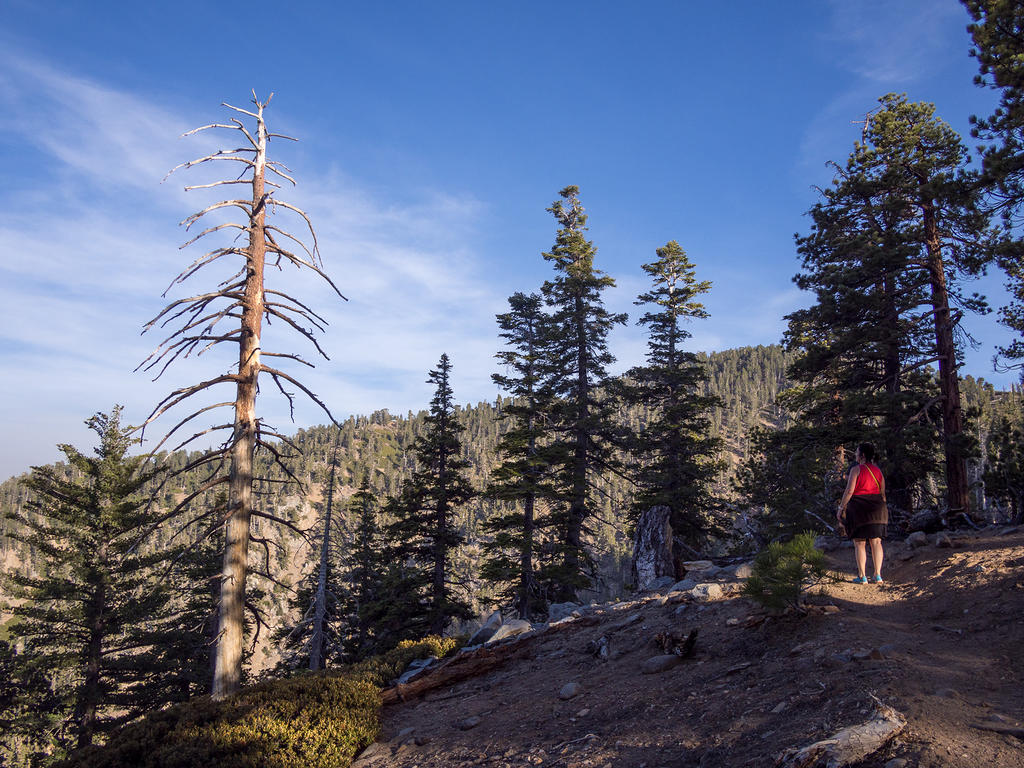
left=345, top=635, right=459, bottom=688
left=59, top=635, right=460, bottom=768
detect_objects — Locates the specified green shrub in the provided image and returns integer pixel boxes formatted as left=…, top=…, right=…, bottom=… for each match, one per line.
left=58, top=635, right=461, bottom=768
left=345, top=635, right=460, bottom=688
left=742, top=532, right=836, bottom=613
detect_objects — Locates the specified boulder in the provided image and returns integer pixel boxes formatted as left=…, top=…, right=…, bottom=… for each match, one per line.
left=733, top=562, right=754, bottom=580
left=646, top=575, right=676, bottom=593
left=487, top=619, right=532, bottom=643
left=906, top=531, right=928, bottom=548
left=641, top=654, right=683, bottom=674
left=558, top=682, right=582, bottom=700
left=396, top=656, right=436, bottom=685
left=466, top=610, right=503, bottom=646
left=906, top=509, right=941, bottom=533
left=681, top=560, right=715, bottom=573
left=454, top=716, right=481, bottom=730
left=669, top=578, right=697, bottom=593
left=632, top=505, right=675, bottom=591
left=934, top=532, right=952, bottom=548
left=689, top=583, right=724, bottom=602
left=547, top=602, right=581, bottom=623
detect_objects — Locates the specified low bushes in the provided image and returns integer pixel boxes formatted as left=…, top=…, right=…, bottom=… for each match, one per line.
left=59, top=635, right=460, bottom=768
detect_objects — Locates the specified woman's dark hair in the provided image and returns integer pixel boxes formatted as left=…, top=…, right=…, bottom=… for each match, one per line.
left=857, top=442, right=875, bottom=462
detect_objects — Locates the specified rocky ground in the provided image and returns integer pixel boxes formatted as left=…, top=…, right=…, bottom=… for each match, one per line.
left=354, top=526, right=1024, bottom=768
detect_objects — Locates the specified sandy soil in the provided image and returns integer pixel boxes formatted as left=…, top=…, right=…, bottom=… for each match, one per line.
left=356, top=526, right=1024, bottom=768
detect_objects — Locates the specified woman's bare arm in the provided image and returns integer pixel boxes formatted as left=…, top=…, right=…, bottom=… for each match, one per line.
left=837, top=466, right=859, bottom=520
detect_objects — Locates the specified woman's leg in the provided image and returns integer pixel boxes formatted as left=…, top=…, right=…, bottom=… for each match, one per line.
left=869, top=537, right=884, bottom=579
left=853, top=539, right=867, bottom=579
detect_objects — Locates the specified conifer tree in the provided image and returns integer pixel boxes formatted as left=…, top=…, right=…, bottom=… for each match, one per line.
left=388, top=354, right=475, bottom=635
left=343, top=478, right=386, bottom=658
left=3, top=408, right=170, bottom=752
left=621, top=241, right=723, bottom=547
left=767, top=95, right=992, bottom=520
left=965, top=0, right=1024, bottom=368
left=540, top=186, right=627, bottom=600
left=482, top=292, right=560, bottom=618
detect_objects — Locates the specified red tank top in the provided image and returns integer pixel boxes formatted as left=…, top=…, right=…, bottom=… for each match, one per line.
left=852, top=463, right=883, bottom=495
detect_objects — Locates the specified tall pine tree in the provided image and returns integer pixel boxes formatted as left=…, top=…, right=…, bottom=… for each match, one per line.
left=3, top=409, right=171, bottom=753
left=965, top=0, right=1024, bottom=369
left=482, top=293, right=560, bottom=618
left=388, top=354, right=475, bottom=635
left=540, top=186, right=627, bottom=601
left=621, top=241, right=723, bottom=549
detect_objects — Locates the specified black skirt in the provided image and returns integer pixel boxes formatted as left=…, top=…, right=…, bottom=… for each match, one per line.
left=845, top=493, right=888, bottom=540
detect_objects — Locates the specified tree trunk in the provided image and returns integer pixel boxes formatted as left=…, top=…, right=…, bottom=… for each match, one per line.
left=76, top=547, right=107, bottom=748
left=922, top=200, right=970, bottom=518
left=564, top=291, right=588, bottom=601
left=212, top=103, right=268, bottom=699
left=431, top=417, right=449, bottom=636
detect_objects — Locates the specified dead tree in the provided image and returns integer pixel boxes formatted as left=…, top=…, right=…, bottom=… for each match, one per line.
left=139, top=92, right=344, bottom=698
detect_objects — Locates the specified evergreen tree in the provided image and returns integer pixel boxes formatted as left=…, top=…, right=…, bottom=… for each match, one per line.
left=762, top=94, right=992, bottom=522
left=343, top=478, right=386, bottom=659
left=482, top=293, right=560, bottom=618
left=983, top=390, right=1024, bottom=522
left=388, top=354, right=475, bottom=635
left=621, top=241, right=723, bottom=548
left=3, top=408, right=170, bottom=752
left=540, top=186, right=627, bottom=600
left=965, top=0, right=1024, bottom=368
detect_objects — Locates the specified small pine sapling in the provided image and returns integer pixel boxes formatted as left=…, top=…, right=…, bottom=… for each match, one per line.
left=742, top=533, right=836, bottom=613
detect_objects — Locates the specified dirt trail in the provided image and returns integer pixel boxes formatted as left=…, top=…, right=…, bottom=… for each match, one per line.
left=357, top=527, right=1024, bottom=768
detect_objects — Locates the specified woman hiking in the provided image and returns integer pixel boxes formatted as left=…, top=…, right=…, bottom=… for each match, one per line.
left=837, top=442, right=888, bottom=584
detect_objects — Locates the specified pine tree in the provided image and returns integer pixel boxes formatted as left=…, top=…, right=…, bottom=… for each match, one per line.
left=388, top=354, right=475, bottom=635
left=965, top=0, right=1024, bottom=368
left=343, top=478, right=386, bottom=658
left=767, top=94, right=993, bottom=520
left=482, top=293, right=560, bottom=618
left=621, top=241, right=723, bottom=548
left=3, top=408, right=170, bottom=752
left=540, top=186, right=627, bottom=600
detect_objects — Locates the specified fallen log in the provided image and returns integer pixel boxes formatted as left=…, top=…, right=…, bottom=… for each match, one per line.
left=777, top=699, right=906, bottom=768
left=972, top=722, right=1024, bottom=740
left=380, top=615, right=602, bottom=705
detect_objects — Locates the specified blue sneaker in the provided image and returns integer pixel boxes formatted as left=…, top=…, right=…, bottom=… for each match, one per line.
left=873, top=575, right=883, bottom=584
left=852, top=576, right=868, bottom=584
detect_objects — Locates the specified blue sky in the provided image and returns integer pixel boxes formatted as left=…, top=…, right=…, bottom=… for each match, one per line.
left=0, top=0, right=1016, bottom=479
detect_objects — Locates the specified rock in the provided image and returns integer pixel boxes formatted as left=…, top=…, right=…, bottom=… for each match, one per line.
left=396, top=656, right=436, bottom=685
left=669, top=578, right=697, bottom=593
left=454, top=716, right=481, bottom=730
left=576, top=708, right=590, bottom=717
left=726, top=617, right=740, bottom=626
left=681, top=560, right=715, bottom=573
left=884, top=759, right=908, bottom=768
left=466, top=610, right=503, bottom=646
left=897, top=550, right=916, bottom=561
left=772, top=702, right=788, bottom=714
left=641, top=654, right=683, bottom=674
left=906, top=508, right=941, bottom=533
left=547, top=602, right=580, bottom=622
left=558, top=682, right=582, bottom=700
left=934, top=688, right=959, bottom=699
left=906, top=531, right=928, bottom=548
left=632, top=505, right=675, bottom=591
left=970, top=564, right=986, bottom=573
left=733, top=562, right=754, bottom=580
left=586, top=635, right=610, bottom=661
left=822, top=605, right=840, bottom=614
left=674, top=604, right=688, bottom=615
left=487, top=619, right=532, bottom=643
left=935, top=532, right=952, bottom=548
left=391, top=727, right=416, bottom=745
left=689, top=583, right=724, bottom=602
left=869, top=648, right=885, bottom=660
left=646, top=575, right=676, bottom=593
left=355, top=742, right=387, bottom=761
left=815, top=535, right=840, bottom=552
left=879, top=644, right=897, bottom=658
